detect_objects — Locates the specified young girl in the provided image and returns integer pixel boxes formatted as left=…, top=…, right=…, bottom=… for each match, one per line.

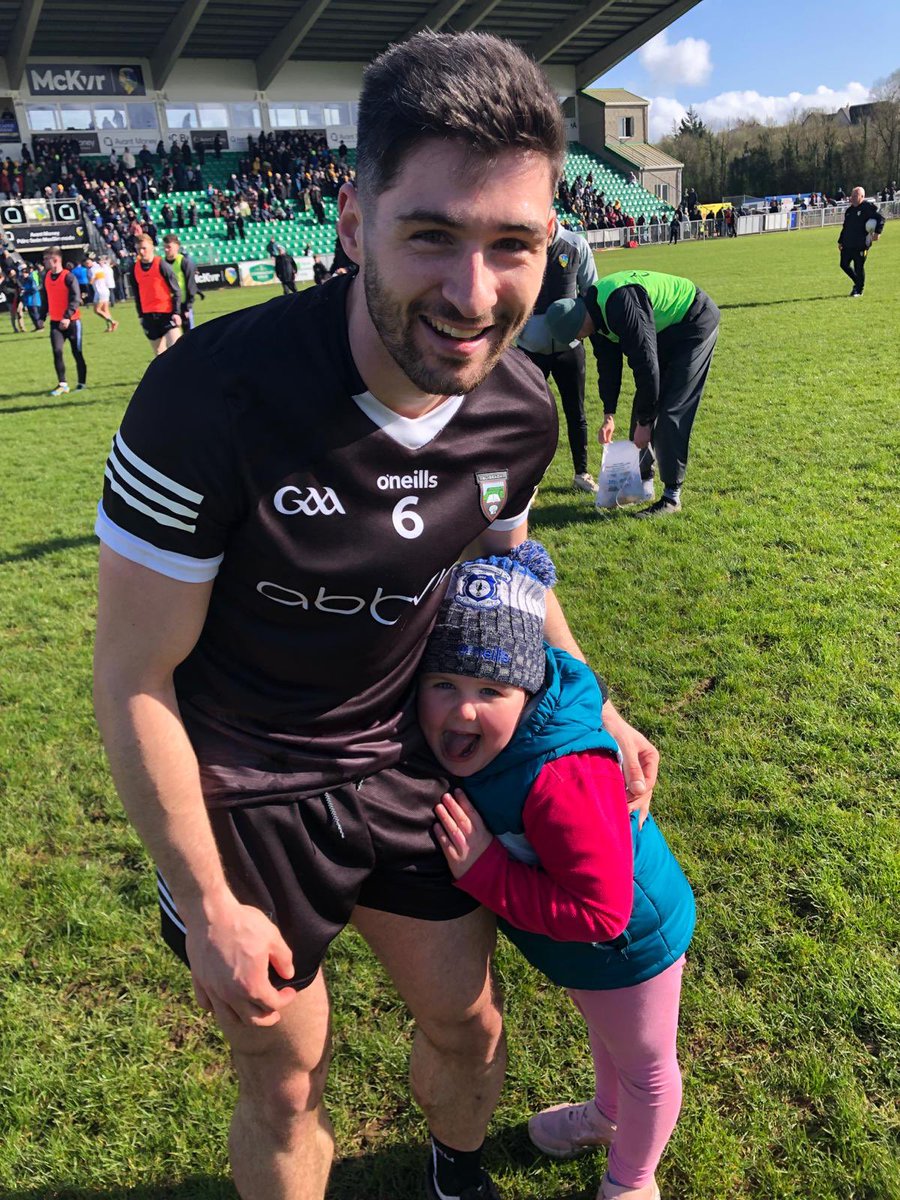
left=418, top=542, right=695, bottom=1200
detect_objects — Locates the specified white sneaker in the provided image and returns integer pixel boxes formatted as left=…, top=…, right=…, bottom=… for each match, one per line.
left=598, top=1172, right=661, bottom=1199
left=573, top=472, right=598, bottom=494
left=528, top=1099, right=616, bottom=1159
left=50, top=382, right=70, bottom=396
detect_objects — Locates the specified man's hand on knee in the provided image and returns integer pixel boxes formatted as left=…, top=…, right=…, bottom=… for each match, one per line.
left=186, top=897, right=298, bottom=1027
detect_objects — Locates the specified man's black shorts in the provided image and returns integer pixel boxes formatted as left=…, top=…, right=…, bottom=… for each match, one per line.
left=158, top=753, right=478, bottom=990
left=141, top=313, right=178, bottom=341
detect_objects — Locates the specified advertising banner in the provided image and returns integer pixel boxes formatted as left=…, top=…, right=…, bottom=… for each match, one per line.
left=763, top=212, right=789, bottom=232
left=190, top=129, right=230, bottom=151
left=98, top=130, right=161, bottom=155
left=0, top=100, right=20, bottom=139
left=5, top=222, right=87, bottom=251
left=195, top=263, right=240, bottom=290
left=295, top=256, right=315, bottom=283
left=0, top=202, right=26, bottom=226
left=0, top=199, right=82, bottom=227
left=736, top=215, right=764, bottom=235
left=239, top=259, right=277, bottom=287
left=27, top=64, right=146, bottom=97
left=326, top=126, right=356, bottom=150
left=34, top=131, right=101, bottom=154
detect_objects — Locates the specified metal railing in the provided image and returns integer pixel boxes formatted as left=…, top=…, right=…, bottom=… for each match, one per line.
left=579, top=201, right=899, bottom=251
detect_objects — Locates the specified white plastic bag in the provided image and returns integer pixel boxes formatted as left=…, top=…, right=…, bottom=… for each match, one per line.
left=595, top=440, right=654, bottom=509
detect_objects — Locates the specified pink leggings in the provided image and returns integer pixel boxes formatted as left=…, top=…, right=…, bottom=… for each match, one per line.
left=568, top=955, right=685, bottom=1189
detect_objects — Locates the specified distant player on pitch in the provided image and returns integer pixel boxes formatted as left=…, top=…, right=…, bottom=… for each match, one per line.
left=41, top=246, right=88, bottom=396
left=90, top=255, right=118, bottom=333
left=131, top=234, right=183, bottom=355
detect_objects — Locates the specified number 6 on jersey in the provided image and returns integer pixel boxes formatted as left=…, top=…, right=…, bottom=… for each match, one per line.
left=392, top=495, right=424, bottom=539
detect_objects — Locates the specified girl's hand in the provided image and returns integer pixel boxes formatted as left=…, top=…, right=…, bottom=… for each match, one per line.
left=434, top=789, right=494, bottom=879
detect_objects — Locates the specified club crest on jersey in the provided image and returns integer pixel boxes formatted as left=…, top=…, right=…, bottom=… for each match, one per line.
left=558, top=253, right=570, bottom=268
left=475, top=470, right=508, bottom=520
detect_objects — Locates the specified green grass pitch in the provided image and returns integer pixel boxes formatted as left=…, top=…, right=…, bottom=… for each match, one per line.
left=1, top=226, right=898, bottom=1199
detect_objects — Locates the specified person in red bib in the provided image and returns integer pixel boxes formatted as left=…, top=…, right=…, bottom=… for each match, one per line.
left=131, top=233, right=182, bottom=356
left=41, top=246, right=88, bottom=397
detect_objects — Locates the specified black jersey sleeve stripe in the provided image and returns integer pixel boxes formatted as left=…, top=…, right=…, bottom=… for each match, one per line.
left=95, top=502, right=224, bottom=582
left=156, top=873, right=186, bottom=934
left=115, top=430, right=205, bottom=505
left=107, top=445, right=201, bottom=522
left=104, top=466, right=198, bottom=533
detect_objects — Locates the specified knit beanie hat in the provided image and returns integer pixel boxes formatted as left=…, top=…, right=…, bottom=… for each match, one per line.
left=420, top=541, right=557, bottom=694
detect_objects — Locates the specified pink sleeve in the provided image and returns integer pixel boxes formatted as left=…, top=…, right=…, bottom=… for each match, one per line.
left=456, top=752, right=633, bottom=942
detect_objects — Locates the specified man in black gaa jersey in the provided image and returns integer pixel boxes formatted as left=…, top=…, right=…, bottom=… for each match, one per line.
left=94, top=31, right=659, bottom=1200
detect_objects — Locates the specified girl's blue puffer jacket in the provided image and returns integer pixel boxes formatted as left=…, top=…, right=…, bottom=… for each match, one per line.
left=461, top=646, right=695, bottom=989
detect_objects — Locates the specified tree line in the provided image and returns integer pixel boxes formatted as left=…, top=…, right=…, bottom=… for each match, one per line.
left=657, top=69, right=899, bottom=201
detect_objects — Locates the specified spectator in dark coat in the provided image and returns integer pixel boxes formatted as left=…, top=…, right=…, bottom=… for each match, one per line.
left=273, top=246, right=298, bottom=294
left=838, top=186, right=885, bottom=296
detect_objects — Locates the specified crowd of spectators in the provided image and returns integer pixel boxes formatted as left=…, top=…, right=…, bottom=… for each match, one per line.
left=3, top=130, right=890, bottom=276
left=0, top=130, right=356, bottom=275
left=219, top=131, right=352, bottom=231
left=556, top=171, right=659, bottom=231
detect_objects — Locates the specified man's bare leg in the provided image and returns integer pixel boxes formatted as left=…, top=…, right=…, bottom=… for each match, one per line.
left=155, top=326, right=182, bottom=356
left=352, top=905, right=505, bottom=1151
left=216, top=968, right=334, bottom=1200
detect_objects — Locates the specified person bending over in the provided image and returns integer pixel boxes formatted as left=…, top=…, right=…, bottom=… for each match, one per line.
left=546, top=271, right=719, bottom=519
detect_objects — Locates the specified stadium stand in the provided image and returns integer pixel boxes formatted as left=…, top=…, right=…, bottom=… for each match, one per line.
left=141, top=151, right=343, bottom=264
left=56, top=141, right=667, bottom=271
left=557, top=142, right=675, bottom=230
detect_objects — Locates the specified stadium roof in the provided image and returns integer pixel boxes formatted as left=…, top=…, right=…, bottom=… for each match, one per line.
left=582, top=88, right=649, bottom=106
left=603, top=140, right=682, bottom=169
left=3, top=0, right=702, bottom=92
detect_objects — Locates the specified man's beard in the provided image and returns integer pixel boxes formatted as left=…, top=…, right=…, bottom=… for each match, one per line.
left=363, top=254, right=527, bottom=396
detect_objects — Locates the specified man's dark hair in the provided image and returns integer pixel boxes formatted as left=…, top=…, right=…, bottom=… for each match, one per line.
left=356, top=30, right=565, bottom=199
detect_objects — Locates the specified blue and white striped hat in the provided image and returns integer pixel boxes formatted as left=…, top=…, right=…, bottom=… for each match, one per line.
left=420, top=541, right=557, bottom=694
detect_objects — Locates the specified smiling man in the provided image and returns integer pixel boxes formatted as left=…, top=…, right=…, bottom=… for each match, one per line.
left=93, top=31, right=658, bottom=1200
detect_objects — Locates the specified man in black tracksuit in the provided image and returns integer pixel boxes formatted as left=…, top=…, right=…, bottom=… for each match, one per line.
left=516, top=219, right=599, bottom=493
left=838, top=187, right=885, bottom=297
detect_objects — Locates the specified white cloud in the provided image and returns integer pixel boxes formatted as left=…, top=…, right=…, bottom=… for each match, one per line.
left=639, top=32, right=712, bottom=87
left=648, top=82, right=871, bottom=140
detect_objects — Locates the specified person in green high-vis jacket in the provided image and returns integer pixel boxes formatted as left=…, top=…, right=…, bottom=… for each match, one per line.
left=545, top=270, right=720, bottom=517
left=163, top=233, right=200, bottom=332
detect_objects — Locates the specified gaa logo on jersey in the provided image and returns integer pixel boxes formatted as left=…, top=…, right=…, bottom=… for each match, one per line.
left=475, top=470, right=508, bottom=520
left=274, top=485, right=345, bottom=516
left=456, top=565, right=509, bottom=610
left=558, top=253, right=570, bottom=268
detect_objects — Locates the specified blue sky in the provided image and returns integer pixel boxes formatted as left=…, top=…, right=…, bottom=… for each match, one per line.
left=594, top=0, right=900, bottom=139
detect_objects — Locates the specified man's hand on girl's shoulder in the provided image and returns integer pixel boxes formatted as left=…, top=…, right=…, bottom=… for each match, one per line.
left=601, top=702, right=657, bottom=828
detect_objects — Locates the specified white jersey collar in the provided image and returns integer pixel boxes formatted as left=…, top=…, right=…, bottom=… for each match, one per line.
left=352, top=389, right=465, bottom=450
